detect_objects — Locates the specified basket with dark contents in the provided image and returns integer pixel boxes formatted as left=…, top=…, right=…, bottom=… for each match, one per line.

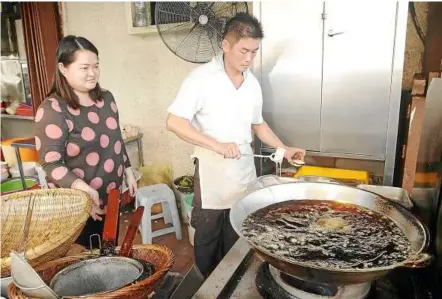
left=8, top=244, right=174, bottom=299
left=242, top=200, right=412, bottom=270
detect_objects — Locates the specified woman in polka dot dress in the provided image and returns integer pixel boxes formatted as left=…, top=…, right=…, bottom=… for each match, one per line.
left=34, top=35, right=137, bottom=247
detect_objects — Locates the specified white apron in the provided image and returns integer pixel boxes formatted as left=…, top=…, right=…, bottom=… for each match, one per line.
left=193, top=144, right=257, bottom=209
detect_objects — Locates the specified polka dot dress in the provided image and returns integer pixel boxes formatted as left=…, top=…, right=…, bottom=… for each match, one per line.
left=34, top=90, right=131, bottom=205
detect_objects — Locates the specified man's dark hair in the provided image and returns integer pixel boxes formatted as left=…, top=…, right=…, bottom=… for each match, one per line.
left=222, top=12, right=264, bottom=41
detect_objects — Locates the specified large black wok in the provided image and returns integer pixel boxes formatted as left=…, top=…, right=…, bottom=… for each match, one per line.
left=230, top=175, right=433, bottom=285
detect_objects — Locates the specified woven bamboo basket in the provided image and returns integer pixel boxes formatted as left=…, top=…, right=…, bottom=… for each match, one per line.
left=8, top=244, right=175, bottom=299
left=1, top=188, right=92, bottom=277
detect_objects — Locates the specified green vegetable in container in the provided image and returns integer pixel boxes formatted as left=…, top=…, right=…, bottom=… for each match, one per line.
left=178, top=175, right=194, bottom=189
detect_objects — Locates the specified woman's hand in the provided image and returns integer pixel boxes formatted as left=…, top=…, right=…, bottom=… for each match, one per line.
left=72, top=179, right=105, bottom=221
left=87, top=187, right=106, bottom=221
left=125, top=167, right=138, bottom=197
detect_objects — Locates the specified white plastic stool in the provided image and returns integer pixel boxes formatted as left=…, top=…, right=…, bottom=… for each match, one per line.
left=135, top=183, right=182, bottom=244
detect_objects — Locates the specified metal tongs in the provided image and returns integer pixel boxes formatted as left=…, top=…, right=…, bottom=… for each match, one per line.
left=243, top=148, right=305, bottom=176
left=242, top=148, right=285, bottom=176
left=242, top=152, right=280, bottom=161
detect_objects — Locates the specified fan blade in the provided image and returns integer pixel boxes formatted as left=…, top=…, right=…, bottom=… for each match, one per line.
left=205, top=21, right=223, bottom=39
left=188, top=21, right=200, bottom=36
left=163, top=22, right=189, bottom=34
left=195, top=30, right=204, bottom=61
left=207, top=30, right=217, bottom=57
left=176, top=24, right=199, bottom=53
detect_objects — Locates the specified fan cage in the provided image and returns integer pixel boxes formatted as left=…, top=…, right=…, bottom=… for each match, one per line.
left=155, top=2, right=249, bottom=63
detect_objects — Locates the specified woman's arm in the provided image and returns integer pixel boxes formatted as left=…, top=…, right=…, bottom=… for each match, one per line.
left=34, top=99, right=80, bottom=188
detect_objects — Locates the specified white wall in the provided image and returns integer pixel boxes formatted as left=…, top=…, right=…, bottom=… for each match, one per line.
left=63, top=2, right=196, bottom=176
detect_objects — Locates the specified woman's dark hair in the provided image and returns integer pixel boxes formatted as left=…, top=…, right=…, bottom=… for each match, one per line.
left=48, top=35, right=102, bottom=109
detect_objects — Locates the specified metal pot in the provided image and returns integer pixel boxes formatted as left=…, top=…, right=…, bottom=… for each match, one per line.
left=49, top=190, right=148, bottom=297
left=49, top=256, right=144, bottom=297
left=230, top=175, right=433, bottom=285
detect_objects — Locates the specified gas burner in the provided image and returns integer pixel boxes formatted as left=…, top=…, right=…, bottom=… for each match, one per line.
left=256, top=263, right=371, bottom=299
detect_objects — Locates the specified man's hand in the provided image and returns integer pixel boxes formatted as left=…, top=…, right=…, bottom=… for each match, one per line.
left=214, top=142, right=241, bottom=159
left=284, top=147, right=306, bottom=164
left=252, top=122, right=305, bottom=163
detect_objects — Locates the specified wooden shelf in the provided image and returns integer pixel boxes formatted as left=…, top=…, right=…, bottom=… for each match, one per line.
left=123, top=133, right=143, bottom=144
left=123, top=133, right=144, bottom=167
left=1, top=114, right=34, bottom=120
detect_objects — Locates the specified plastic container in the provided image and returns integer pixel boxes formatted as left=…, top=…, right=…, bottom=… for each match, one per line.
left=187, top=210, right=195, bottom=246
left=183, top=193, right=193, bottom=214
left=1, top=167, right=9, bottom=183
left=0, top=161, right=8, bottom=170
left=0, top=138, right=38, bottom=167
left=174, top=191, right=194, bottom=225
left=173, top=175, right=194, bottom=225
left=1, top=177, right=39, bottom=195
left=9, top=161, right=37, bottom=177
left=294, top=166, right=370, bottom=185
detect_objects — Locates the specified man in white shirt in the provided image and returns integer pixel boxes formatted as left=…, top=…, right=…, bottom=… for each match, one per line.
left=167, top=13, right=305, bottom=277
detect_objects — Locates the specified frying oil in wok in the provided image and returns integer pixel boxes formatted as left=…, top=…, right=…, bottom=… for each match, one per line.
left=242, top=200, right=412, bottom=269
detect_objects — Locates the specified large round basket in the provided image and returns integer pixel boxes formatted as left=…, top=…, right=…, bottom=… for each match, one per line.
left=1, top=188, right=92, bottom=277
left=8, top=244, right=175, bottom=299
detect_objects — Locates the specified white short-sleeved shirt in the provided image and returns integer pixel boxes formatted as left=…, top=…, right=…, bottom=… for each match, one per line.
left=167, top=54, right=264, bottom=209
left=168, top=54, right=264, bottom=145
